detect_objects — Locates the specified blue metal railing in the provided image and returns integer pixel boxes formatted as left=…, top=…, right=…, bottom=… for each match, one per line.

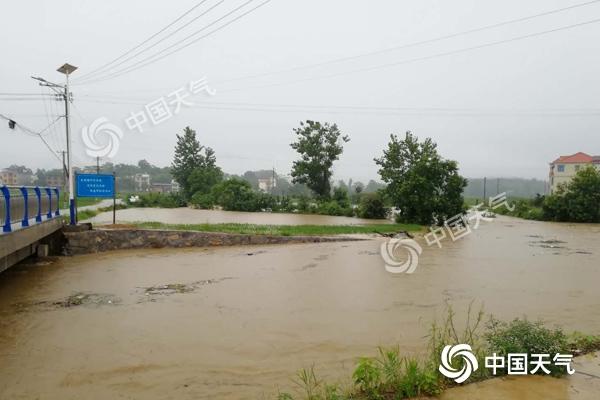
left=0, top=186, right=60, bottom=233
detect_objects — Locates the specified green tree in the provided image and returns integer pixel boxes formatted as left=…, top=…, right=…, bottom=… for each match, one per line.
left=375, top=131, right=466, bottom=225
left=290, top=120, right=349, bottom=199
left=171, top=126, right=220, bottom=199
left=543, top=166, right=600, bottom=222
left=188, top=164, right=223, bottom=196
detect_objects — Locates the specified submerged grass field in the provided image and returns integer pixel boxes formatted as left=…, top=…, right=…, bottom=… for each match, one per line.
left=130, top=221, right=423, bottom=236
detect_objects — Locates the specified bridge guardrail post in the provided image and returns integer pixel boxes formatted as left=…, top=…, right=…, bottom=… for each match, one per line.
left=34, top=187, right=42, bottom=223
left=19, top=186, right=29, bottom=227
left=1, top=185, right=11, bottom=233
left=44, top=188, right=52, bottom=219
left=53, top=188, right=60, bottom=216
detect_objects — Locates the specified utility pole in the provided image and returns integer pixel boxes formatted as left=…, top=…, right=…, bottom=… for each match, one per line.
left=496, top=178, right=500, bottom=196
left=58, top=150, right=67, bottom=208
left=32, top=63, right=78, bottom=224
left=483, top=177, right=487, bottom=204
left=96, top=156, right=100, bottom=174
left=271, top=167, right=276, bottom=196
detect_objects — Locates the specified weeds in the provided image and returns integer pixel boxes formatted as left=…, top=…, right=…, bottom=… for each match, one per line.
left=568, top=331, right=600, bottom=354
left=278, top=305, right=600, bottom=399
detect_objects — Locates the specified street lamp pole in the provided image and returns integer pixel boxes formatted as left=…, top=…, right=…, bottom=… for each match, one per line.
left=57, top=63, right=78, bottom=225
left=32, top=63, right=78, bottom=224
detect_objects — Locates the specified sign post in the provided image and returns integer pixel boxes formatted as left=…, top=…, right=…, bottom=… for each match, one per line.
left=112, top=172, right=116, bottom=225
left=75, top=173, right=117, bottom=225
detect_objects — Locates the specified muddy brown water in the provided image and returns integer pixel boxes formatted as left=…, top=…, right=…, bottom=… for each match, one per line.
left=0, top=216, right=599, bottom=399
left=86, top=207, right=392, bottom=225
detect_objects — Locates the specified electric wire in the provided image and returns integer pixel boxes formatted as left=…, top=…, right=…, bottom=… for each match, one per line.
left=213, top=0, right=600, bottom=85
left=75, top=0, right=215, bottom=81
left=75, top=0, right=272, bottom=85
left=75, top=0, right=224, bottom=82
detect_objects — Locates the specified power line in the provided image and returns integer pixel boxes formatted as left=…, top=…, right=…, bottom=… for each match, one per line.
left=75, top=0, right=273, bottom=85
left=75, top=97, right=600, bottom=116
left=75, top=0, right=214, bottom=81
left=0, top=97, right=57, bottom=101
left=214, top=0, right=600, bottom=85
left=0, top=113, right=64, bottom=164
left=216, top=17, right=600, bottom=94
left=0, top=92, right=56, bottom=96
left=40, top=86, right=64, bottom=153
left=75, top=0, right=223, bottom=82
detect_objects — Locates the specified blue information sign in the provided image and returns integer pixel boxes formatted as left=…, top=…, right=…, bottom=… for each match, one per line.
left=76, top=174, right=115, bottom=198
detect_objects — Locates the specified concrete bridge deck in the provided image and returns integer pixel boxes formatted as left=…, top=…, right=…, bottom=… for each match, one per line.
left=0, top=218, right=63, bottom=273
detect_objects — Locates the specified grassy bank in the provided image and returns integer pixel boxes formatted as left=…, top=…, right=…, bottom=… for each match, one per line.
left=130, top=222, right=422, bottom=236
left=276, top=306, right=600, bottom=400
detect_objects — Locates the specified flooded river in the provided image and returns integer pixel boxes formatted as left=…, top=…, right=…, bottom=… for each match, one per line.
left=0, top=216, right=599, bottom=399
left=87, top=207, right=391, bottom=225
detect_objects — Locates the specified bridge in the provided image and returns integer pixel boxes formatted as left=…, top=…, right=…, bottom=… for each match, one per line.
left=0, top=185, right=63, bottom=273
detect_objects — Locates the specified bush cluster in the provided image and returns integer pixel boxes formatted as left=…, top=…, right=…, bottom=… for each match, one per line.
left=187, top=179, right=389, bottom=219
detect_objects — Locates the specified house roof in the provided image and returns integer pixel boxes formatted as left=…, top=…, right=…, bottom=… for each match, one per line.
left=593, top=156, right=600, bottom=164
left=551, top=152, right=594, bottom=164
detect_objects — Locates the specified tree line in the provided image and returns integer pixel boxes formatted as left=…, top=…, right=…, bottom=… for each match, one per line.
left=169, top=122, right=467, bottom=224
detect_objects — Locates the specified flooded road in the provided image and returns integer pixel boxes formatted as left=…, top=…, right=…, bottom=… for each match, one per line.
left=86, top=207, right=391, bottom=225
left=0, top=216, right=599, bottom=399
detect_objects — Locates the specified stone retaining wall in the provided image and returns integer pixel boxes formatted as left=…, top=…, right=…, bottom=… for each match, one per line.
left=63, top=228, right=362, bottom=255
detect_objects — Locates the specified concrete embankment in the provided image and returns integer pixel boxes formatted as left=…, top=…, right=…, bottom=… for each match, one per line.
left=63, top=227, right=364, bottom=255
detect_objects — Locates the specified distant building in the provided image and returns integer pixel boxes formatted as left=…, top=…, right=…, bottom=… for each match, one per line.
left=46, top=174, right=64, bottom=188
left=549, top=152, right=600, bottom=193
left=0, top=168, right=33, bottom=186
left=134, top=173, right=151, bottom=192
left=149, top=181, right=179, bottom=193
left=258, top=177, right=276, bottom=193
left=0, top=169, right=17, bottom=185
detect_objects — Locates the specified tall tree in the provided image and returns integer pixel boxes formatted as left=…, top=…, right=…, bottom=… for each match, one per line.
left=375, top=131, right=466, bottom=225
left=290, top=120, right=349, bottom=199
left=171, top=126, right=219, bottom=198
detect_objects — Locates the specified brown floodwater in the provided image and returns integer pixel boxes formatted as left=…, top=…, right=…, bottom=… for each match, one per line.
left=86, top=207, right=392, bottom=225
left=0, top=216, right=599, bottom=399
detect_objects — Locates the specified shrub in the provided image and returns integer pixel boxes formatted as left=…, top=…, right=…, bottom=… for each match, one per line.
left=317, top=201, right=350, bottom=216
left=357, top=193, right=388, bottom=219
left=485, top=318, right=569, bottom=376
left=190, top=192, right=214, bottom=209
left=126, top=192, right=185, bottom=208
left=211, top=178, right=259, bottom=212
left=332, top=186, right=350, bottom=209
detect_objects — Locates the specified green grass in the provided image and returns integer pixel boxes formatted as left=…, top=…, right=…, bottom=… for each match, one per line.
left=129, top=221, right=422, bottom=236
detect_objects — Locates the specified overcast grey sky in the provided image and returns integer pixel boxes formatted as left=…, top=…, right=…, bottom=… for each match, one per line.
left=1, top=0, right=599, bottom=182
